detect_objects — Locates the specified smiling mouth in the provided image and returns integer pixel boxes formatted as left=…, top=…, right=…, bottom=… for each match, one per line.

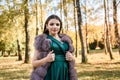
left=52, top=30, right=57, bottom=32
left=52, top=29, right=58, bottom=31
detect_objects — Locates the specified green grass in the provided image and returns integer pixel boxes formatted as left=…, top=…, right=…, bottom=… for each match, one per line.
left=0, top=51, right=120, bottom=80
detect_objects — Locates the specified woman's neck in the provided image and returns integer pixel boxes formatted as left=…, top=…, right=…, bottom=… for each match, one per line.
left=49, top=34, right=61, bottom=41
left=49, top=34, right=58, bottom=38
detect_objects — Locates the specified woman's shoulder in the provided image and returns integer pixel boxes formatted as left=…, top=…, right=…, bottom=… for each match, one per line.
left=59, top=34, right=73, bottom=43
left=59, top=33, right=71, bottom=38
left=34, top=34, right=47, bottom=47
left=59, top=34, right=72, bottom=39
left=34, top=34, right=51, bottom=51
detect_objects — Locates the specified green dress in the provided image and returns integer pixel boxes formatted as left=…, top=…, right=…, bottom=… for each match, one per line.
left=45, top=35, right=69, bottom=80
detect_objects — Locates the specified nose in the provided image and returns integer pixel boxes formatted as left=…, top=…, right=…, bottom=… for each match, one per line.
left=52, top=24, right=58, bottom=28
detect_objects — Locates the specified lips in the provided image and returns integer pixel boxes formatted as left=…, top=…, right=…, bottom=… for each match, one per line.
left=51, top=29, right=58, bottom=32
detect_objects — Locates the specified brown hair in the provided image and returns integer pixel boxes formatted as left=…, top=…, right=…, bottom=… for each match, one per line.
left=43, top=14, right=62, bottom=34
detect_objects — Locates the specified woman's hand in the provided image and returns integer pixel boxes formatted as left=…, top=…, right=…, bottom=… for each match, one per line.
left=66, top=51, right=75, bottom=61
left=46, top=50, right=55, bottom=62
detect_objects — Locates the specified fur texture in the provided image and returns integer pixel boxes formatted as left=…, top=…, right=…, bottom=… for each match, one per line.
left=31, top=34, right=77, bottom=80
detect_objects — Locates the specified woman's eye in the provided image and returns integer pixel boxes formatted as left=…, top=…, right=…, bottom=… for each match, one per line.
left=50, top=23, right=54, bottom=26
left=56, top=23, right=60, bottom=26
left=49, top=23, right=60, bottom=26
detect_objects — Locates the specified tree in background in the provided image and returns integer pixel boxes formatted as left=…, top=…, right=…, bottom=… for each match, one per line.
left=73, top=0, right=78, bottom=57
left=0, top=0, right=120, bottom=63
left=104, top=0, right=113, bottom=60
left=63, top=0, right=68, bottom=32
left=113, top=0, right=120, bottom=54
left=76, top=0, right=88, bottom=63
left=24, top=0, right=30, bottom=63
left=35, top=0, right=40, bottom=36
left=13, top=0, right=23, bottom=61
left=17, top=39, right=22, bottom=60
left=85, top=0, right=89, bottom=53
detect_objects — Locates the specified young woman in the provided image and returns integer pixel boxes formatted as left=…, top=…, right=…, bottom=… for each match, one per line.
left=31, top=14, right=77, bottom=80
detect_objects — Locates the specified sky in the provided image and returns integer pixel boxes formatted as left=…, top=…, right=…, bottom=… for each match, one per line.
left=0, top=0, right=120, bottom=26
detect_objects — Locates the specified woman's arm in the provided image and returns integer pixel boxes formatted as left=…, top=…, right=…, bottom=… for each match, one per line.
left=32, top=50, right=55, bottom=68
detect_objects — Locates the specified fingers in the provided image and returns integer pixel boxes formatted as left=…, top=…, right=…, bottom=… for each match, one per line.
left=47, top=51, right=74, bottom=62
left=50, top=50, right=55, bottom=61
left=49, top=50, right=54, bottom=54
left=51, top=53, right=55, bottom=61
left=47, top=50, right=55, bottom=62
left=66, top=52, right=74, bottom=61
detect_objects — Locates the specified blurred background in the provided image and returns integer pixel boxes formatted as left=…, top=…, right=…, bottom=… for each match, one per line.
left=0, top=0, right=120, bottom=80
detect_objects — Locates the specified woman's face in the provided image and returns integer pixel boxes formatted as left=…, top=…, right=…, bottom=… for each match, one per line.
left=46, top=19, right=60, bottom=36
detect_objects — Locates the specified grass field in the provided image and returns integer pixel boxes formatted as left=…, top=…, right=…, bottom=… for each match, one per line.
left=0, top=51, right=120, bottom=80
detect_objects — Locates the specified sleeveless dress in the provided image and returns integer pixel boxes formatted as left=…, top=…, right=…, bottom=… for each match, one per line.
left=45, top=35, right=69, bottom=80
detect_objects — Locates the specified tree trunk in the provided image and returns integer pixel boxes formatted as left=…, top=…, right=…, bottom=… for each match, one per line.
left=8, top=50, right=10, bottom=56
left=2, top=50, right=5, bottom=56
left=60, top=0, right=64, bottom=33
left=103, top=0, right=108, bottom=54
left=76, top=0, right=88, bottom=63
left=73, top=0, right=78, bottom=57
left=63, top=0, right=68, bottom=32
left=17, top=39, right=22, bottom=61
left=104, top=0, right=113, bottom=60
left=40, top=0, right=43, bottom=31
left=1, top=50, right=4, bottom=56
left=35, top=0, right=39, bottom=36
left=113, top=0, right=120, bottom=54
left=24, top=0, right=30, bottom=63
left=107, top=0, right=113, bottom=59
left=60, top=0, right=63, bottom=21
left=85, top=0, right=89, bottom=53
